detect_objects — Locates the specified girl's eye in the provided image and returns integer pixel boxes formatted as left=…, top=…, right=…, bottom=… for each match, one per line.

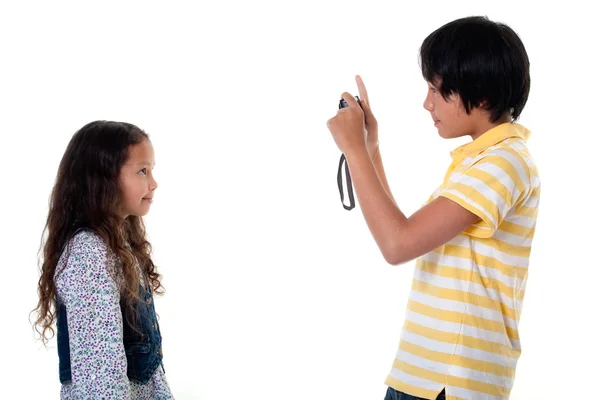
left=138, top=168, right=147, bottom=175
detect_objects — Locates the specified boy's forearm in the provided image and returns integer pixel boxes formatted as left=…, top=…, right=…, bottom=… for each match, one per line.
left=345, top=147, right=408, bottom=264
left=371, top=147, right=397, bottom=206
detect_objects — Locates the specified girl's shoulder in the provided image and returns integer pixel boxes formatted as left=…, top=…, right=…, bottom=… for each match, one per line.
left=55, top=229, right=120, bottom=285
left=67, top=229, right=109, bottom=259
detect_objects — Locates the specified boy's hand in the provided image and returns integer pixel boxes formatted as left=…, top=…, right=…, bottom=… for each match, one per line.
left=327, top=92, right=367, bottom=154
left=356, top=75, right=379, bottom=159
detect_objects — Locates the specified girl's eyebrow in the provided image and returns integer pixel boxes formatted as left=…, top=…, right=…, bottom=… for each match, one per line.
left=125, top=161, right=156, bottom=167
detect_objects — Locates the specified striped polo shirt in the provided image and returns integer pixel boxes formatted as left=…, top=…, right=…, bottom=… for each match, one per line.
left=385, top=122, right=540, bottom=400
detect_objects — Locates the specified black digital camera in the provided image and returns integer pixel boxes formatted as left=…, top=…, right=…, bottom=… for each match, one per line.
left=336, top=95, right=362, bottom=211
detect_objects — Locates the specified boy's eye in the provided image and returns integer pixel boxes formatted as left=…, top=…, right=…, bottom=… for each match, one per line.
left=138, top=168, right=147, bottom=175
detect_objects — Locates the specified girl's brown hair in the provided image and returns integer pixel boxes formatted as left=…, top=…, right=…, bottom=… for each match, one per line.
left=33, top=120, right=164, bottom=344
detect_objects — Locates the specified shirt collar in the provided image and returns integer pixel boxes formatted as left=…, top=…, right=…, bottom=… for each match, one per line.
left=450, top=122, right=531, bottom=160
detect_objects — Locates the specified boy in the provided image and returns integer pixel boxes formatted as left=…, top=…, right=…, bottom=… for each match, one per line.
left=326, top=16, right=540, bottom=400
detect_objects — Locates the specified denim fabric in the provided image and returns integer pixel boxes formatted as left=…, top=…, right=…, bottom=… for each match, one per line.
left=57, top=281, right=163, bottom=384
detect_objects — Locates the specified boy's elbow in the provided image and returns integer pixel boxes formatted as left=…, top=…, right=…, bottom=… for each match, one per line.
left=380, top=224, right=415, bottom=266
left=384, top=255, right=410, bottom=266
left=382, top=246, right=411, bottom=266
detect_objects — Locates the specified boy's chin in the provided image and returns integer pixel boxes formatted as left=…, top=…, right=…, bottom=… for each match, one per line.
left=437, top=128, right=464, bottom=139
left=437, top=128, right=452, bottom=139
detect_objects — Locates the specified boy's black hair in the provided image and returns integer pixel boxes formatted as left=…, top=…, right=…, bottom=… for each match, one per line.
left=420, top=16, right=530, bottom=122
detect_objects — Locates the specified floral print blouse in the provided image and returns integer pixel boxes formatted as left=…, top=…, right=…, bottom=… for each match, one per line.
left=54, top=230, right=174, bottom=399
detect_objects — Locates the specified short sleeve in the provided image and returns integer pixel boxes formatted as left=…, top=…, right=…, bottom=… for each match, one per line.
left=437, top=149, right=529, bottom=238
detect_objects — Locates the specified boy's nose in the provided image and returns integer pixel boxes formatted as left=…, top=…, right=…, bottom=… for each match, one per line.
left=423, top=94, right=434, bottom=112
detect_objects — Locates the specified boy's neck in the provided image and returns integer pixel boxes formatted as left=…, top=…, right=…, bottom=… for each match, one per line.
left=470, top=112, right=512, bottom=141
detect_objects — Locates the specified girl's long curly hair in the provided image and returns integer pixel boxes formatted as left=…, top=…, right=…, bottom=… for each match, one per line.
left=33, top=120, right=164, bottom=344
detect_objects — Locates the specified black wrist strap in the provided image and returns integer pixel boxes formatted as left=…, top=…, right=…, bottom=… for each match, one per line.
left=337, top=153, right=355, bottom=210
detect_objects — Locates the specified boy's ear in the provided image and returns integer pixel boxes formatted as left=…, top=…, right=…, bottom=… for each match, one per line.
left=477, top=99, right=489, bottom=108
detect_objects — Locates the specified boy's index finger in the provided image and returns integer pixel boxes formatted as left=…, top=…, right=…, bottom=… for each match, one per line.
left=355, top=75, right=370, bottom=105
left=341, top=92, right=361, bottom=109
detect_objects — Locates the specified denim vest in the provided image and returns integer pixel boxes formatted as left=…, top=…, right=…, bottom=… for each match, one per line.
left=56, top=230, right=164, bottom=384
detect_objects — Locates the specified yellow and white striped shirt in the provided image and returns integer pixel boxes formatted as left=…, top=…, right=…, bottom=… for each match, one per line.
left=385, top=122, right=540, bottom=400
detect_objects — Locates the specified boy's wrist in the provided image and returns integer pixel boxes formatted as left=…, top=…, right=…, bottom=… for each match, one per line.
left=345, top=146, right=371, bottom=162
left=371, top=146, right=380, bottom=163
left=368, top=141, right=380, bottom=161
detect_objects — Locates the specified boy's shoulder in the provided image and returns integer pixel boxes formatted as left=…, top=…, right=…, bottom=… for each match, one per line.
left=469, top=136, right=537, bottom=183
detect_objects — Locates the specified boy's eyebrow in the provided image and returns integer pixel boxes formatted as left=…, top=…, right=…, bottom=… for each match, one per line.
left=426, top=77, right=442, bottom=86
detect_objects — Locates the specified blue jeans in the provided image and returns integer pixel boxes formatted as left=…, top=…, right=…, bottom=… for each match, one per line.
left=384, top=386, right=445, bottom=400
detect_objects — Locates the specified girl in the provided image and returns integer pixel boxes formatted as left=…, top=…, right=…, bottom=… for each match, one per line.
left=33, top=121, right=174, bottom=399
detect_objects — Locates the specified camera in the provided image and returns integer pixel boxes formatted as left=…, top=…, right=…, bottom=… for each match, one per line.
left=336, top=95, right=361, bottom=211
left=339, top=96, right=361, bottom=109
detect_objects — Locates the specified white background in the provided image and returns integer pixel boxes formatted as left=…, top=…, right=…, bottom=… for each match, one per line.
left=1, top=0, right=598, bottom=399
